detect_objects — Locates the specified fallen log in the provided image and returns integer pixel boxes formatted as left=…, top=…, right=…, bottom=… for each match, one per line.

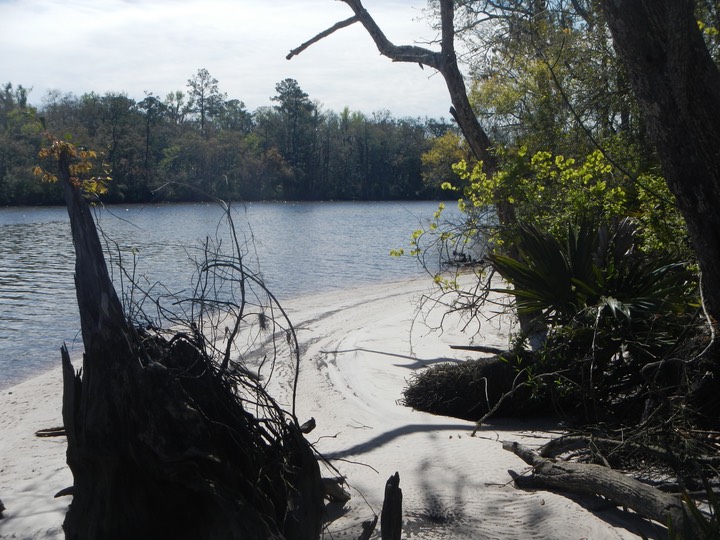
left=503, top=441, right=691, bottom=533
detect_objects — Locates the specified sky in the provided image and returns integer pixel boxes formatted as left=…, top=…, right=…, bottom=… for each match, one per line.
left=0, top=0, right=454, bottom=119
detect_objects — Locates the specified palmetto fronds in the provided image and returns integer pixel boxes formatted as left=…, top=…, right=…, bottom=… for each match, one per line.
left=489, top=218, right=698, bottom=419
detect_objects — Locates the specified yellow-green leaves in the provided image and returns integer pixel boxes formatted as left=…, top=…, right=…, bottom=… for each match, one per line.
left=524, top=149, right=627, bottom=227
left=450, top=160, right=499, bottom=210
left=438, top=146, right=686, bottom=254
left=35, top=135, right=112, bottom=198
left=698, top=19, right=719, bottom=37
left=433, top=274, right=458, bottom=291
left=440, top=181, right=456, bottom=191
left=447, top=148, right=628, bottom=233
left=421, top=131, right=470, bottom=189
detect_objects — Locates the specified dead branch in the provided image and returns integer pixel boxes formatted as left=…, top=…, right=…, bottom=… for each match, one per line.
left=288, top=0, right=498, bottom=168
left=35, top=427, right=66, bottom=437
left=286, top=16, right=359, bottom=60
left=289, top=1, right=441, bottom=67
left=472, top=369, right=532, bottom=436
left=504, top=441, right=690, bottom=533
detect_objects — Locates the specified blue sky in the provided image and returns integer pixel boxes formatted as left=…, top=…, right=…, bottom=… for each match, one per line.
left=0, top=0, right=452, bottom=119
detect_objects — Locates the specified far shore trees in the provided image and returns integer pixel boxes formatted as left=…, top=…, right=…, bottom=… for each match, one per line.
left=0, top=75, right=447, bottom=205
left=187, top=68, right=226, bottom=139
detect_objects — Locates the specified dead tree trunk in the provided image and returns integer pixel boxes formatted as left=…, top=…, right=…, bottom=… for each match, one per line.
left=58, top=151, right=156, bottom=539
left=57, top=150, right=323, bottom=539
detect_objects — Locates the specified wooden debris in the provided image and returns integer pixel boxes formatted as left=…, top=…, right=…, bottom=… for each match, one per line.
left=322, top=477, right=351, bottom=503
left=380, top=472, right=402, bottom=540
left=300, top=417, right=316, bottom=434
left=357, top=515, right=378, bottom=540
left=503, top=441, right=690, bottom=533
left=35, top=427, right=66, bottom=438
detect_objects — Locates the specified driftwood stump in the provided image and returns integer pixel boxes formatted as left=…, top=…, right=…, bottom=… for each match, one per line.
left=380, top=472, right=403, bottom=540
left=56, top=150, right=323, bottom=539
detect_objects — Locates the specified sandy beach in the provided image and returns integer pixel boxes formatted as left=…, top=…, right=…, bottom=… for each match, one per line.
left=0, top=277, right=663, bottom=539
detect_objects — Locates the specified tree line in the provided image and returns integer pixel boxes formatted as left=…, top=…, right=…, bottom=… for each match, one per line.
left=0, top=71, right=451, bottom=206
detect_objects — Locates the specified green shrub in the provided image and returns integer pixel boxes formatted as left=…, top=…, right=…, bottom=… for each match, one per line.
left=489, top=218, right=698, bottom=421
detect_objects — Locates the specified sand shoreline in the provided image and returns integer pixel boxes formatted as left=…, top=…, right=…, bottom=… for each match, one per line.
left=0, top=277, right=660, bottom=539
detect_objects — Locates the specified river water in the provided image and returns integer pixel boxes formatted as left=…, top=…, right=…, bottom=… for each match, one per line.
left=0, top=200, right=453, bottom=389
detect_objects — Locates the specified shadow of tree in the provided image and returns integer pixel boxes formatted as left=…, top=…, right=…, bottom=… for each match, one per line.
left=325, top=423, right=471, bottom=459
left=323, top=347, right=460, bottom=371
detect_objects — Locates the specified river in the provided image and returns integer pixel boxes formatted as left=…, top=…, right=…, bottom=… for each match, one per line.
left=0, top=200, right=454, bottom=389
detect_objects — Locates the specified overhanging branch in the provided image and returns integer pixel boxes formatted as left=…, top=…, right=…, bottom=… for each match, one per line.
left=286, top=15, right=360, bottom=60
left=287, top=0, right=442, bottom=69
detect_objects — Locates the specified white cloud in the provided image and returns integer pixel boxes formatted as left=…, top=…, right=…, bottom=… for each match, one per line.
left=0, top=0, right=452, bottom=119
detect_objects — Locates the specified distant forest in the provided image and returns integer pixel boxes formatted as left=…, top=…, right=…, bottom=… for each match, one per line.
left=0, top=70, right=453, bottom=206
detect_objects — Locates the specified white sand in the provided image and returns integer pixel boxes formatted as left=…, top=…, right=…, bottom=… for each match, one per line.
left=0, top=277, right=661, bottom=539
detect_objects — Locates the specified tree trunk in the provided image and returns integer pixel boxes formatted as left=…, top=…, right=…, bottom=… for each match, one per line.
left=603, top=0, right=720, bottom=324
left=290, top=0, right=548, bottom=338
left=289, top=0, right=515, bottom=224
left=58, top=151, right=149, bottom=538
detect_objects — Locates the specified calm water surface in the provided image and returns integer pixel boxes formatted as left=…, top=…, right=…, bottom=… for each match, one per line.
left=0, top=201, right=451, bottom=388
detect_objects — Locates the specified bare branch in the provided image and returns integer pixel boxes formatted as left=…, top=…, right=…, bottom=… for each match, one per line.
left=289, top=0, right=502, bottom=174
left=286, top=15, right=359, bottom=60
left=289, top=0, right=442, bottom=69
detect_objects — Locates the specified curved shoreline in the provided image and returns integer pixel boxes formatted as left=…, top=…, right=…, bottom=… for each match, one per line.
left=0, top=277, right=658, bottom=539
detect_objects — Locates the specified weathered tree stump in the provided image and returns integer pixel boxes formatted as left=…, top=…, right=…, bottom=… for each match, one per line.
left=380, top=472, right=402, bottom=540
left=56, top=149, right=323, bottom=539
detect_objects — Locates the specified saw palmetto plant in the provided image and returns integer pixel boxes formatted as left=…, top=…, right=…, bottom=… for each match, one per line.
left=489, top=218, right=698, bottom=420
